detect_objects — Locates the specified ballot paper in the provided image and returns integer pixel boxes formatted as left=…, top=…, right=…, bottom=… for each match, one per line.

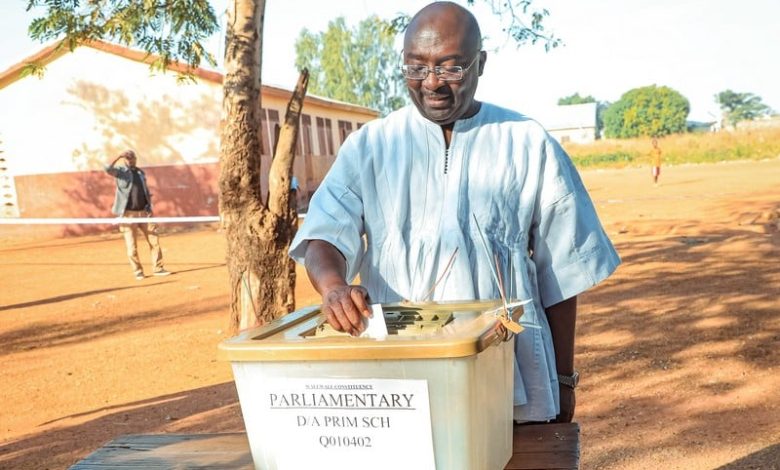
left=360, top=303, right=388, bottom=339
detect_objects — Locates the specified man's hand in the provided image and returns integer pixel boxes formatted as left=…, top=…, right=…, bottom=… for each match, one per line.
left=555, top=386, right=575, bottom=423
left=108, top=154, right=124, bottom=168
left=304, top=240, right=372, bottom=336
left=322, top=285, right=371, bottom=336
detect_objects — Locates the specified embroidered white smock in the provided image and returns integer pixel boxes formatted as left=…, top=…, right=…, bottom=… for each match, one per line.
left=289, top=103, right=620, bottom=421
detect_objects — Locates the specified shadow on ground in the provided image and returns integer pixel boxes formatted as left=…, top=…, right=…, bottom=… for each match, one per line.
left=715, top=443, right=780, bottom=470
left=0, top=383, right=243, bottom=470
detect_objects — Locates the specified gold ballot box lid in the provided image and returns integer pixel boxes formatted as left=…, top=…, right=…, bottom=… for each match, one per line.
left=218, top=299, right=519, bottom=362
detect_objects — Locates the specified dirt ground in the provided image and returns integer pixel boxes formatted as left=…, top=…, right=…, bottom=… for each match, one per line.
left=1, top=159, right=779, bottom=470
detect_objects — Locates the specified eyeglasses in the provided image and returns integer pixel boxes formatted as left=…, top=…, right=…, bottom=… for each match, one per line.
left=400, top=55, right=480, bottom=82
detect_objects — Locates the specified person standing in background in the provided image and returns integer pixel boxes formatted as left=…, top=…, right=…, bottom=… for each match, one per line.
left=651, top=138, right=662, bottom=186
left=105, top=150, right=171, bottom=280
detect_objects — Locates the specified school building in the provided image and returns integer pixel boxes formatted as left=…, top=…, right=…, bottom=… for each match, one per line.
left=0, top=40, right=378, bottom=236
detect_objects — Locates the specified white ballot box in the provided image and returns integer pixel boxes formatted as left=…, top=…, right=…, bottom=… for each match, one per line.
left=218, top=300, right=518, bottom=470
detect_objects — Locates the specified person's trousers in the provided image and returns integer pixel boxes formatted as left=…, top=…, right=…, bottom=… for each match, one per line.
left=119, top=210, right=163, bottom=275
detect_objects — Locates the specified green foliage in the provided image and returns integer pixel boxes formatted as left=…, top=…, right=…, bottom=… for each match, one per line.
left=466, top=0, right=562, bottom=50
left=603, top=85, right=690, bottom=138
left=299, top=1, right=561, bottom=115
left=596, top=102, right=609, bottom=138
left=570, top=151, right=635, bottom=167
left=389, top=0, right=562, bottom=51
left=558, top=93, right=595, bottom=105
left=715, top=89, right=773, bottom=128
left=295, top=16, right=407, bottom=115
left=19, top=62, right=47, bottom=79
left=26, top=0, right=218, bottom=77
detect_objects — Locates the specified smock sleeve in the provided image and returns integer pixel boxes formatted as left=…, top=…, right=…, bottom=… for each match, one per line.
left=288, top=133, right=366, bottom=282
left=104, top=164, right=122, bottom=177
left=530, top=136, right=620, bottom=308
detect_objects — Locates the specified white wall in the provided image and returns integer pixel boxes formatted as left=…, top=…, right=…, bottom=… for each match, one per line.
left=549, top=127, right=597, bottom=145
left=0, top=47, right=223, bottom=177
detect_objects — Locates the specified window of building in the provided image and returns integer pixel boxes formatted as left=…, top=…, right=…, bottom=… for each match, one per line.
left=316, top=117, right=334, bottom=155
left=259, top=109, right=269, bottom=155
left=267, top=109, right=280, bottom=155
left=338, top=120, right=354, bottom=144
left=324, top=118, right=334, bottom=153
left=301, top=114, right=313, bottom=155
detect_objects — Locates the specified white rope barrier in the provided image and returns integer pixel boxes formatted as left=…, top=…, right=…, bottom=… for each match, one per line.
left=0, top=214, right=304, bottom=225
left=0, top=216, right=220, bottom=225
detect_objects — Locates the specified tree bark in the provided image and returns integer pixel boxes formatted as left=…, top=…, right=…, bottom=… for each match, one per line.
left=235, top=71, right=309, bottom=331
left=220, top=0, right=306, bottom=332
left=269, top=70, right=309, bottom=219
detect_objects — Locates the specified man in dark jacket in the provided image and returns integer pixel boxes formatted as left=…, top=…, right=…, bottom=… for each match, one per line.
left=105, top=150, right=171, bottom=280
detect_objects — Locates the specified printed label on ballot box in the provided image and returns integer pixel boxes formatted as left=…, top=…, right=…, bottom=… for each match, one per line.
left=258, top=377, right=435, bottom=470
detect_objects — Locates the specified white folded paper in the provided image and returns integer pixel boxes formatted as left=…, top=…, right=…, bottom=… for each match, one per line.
left=360, top=303, right=388, bottom=339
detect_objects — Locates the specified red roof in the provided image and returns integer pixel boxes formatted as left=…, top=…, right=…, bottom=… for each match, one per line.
left=0, top=39, right=379, bottom=116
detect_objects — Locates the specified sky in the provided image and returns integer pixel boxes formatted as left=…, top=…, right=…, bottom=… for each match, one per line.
left=2, top=0, right=779, bottom=122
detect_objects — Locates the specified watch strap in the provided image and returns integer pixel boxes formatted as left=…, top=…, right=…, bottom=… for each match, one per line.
left=557, top=371, right=579, bottom=389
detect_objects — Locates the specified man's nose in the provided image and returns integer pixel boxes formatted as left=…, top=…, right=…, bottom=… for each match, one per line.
left=421, top=70, right=444, bottom=89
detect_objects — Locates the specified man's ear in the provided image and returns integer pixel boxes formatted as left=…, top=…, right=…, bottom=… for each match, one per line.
left=478, top=50, right=487, bottom=76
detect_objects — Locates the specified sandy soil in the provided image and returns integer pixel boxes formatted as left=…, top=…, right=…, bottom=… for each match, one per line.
left=1, top=159, right=779, bottom=470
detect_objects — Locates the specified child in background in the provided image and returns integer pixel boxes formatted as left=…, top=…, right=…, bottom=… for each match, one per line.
left=651, top=138, right=662, bottom=186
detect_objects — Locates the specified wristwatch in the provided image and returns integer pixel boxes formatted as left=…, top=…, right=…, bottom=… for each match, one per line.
left=557, top=371, right=579, bottom=389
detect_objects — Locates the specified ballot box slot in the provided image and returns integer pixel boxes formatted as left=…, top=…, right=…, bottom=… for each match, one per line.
left=304, top=309, right=455, bottom=338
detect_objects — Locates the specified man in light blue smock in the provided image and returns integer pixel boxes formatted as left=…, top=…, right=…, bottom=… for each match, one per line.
left=289, top=1, right=620, bottom=423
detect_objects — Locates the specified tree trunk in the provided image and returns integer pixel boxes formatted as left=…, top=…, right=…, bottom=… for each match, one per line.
left=235, top=71, right=310, bottom=331
left=220, top=0, right=307, bottom=332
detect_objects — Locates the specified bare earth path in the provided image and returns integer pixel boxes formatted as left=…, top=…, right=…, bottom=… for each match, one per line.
left=1, top=159, right=778, bottom=469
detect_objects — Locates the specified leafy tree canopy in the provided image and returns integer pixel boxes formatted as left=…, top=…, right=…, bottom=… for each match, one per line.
left=295, top=16, right=406, bottom=116
left=25, top=0, right=218, bottom=79
left=603, top=85, right=689, bottom=138
left=715, top=90, right=773, bottom=127
left=558, top=93, right=596, bottom=105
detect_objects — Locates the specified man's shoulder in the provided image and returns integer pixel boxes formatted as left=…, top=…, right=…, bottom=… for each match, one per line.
left=477, top=102, right=551, bottom=138
left=371, top=105, right=414, bottom=126
left=346, top=106, right=416, bottom=142
left=480, top=102, right=538, bottom=124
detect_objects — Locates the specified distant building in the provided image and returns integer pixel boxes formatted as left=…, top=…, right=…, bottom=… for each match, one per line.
left=687, top=120, right=719, bottom=133
left=0, top=40, right=378, bottom=235
left=536, top=102, right=598, bottom=144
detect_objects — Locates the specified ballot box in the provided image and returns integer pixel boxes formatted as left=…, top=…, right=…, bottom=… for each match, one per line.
left=218, top=300, right=517, bottom=470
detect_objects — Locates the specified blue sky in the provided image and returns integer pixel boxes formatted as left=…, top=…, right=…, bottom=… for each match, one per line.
left=2, top=0, right=779, bottom=122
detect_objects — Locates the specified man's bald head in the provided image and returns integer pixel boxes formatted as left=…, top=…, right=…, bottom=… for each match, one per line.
left=404, top=2, right=482, bottom=54
left=402, top=2, right=486, bottom=127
